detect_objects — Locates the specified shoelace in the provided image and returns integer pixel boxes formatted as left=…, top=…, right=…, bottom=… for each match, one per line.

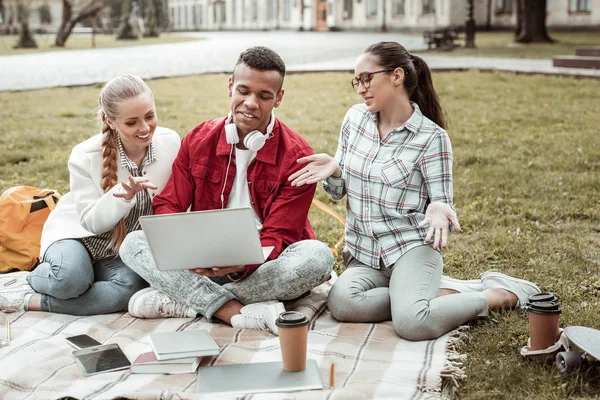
left=158, top=297, right=191, bottom=318
left=240, top=314, right=269, bottom=330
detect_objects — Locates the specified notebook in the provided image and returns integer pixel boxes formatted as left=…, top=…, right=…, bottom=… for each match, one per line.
left=130, top=351, right=201, bottom=374
left=148, top=330, right=220, bottom=361
left=139, top=208, right=274, bottom=270
left=195, top=360, right=323, bottom=394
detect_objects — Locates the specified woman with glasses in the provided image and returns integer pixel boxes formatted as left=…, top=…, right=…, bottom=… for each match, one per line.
left=289, top=42, right=541, bottom=341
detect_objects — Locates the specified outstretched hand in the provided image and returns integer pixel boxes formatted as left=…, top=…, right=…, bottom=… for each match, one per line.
left=288, top=153, right=340, bottom=187
left=418, top=202, right=462, bottom=250
left=113, top=176, right=158, bottom=201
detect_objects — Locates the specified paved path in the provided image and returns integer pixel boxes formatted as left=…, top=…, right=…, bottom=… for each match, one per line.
left=1, top=31, right=598, bottom=92
left=0, top=31, right=422, bottom=92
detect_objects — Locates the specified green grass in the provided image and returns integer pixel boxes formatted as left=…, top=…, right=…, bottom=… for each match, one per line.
left=1, top=71, right=600, bottom=398
left=0, top=33, right=199, bottom=55
left=425, top=30, right=600, bottom=59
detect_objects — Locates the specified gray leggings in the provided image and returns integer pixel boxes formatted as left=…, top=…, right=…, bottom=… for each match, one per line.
left=327, top=245, right=488, bottom=341
left=119, top=231, right=334, bottom=319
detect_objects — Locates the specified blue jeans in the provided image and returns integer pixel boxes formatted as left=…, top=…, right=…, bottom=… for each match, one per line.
left=27, top=239, right=147, bottom=315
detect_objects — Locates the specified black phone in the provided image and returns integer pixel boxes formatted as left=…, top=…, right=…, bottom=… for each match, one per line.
left=65, top=334, right=102, bottom=350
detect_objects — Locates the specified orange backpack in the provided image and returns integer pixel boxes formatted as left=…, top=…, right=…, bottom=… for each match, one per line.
left=0, top=186, right=61, bottom=273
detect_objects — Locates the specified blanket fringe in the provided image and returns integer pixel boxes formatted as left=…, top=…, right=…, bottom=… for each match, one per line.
left=440, top=325, right=471, bottom=399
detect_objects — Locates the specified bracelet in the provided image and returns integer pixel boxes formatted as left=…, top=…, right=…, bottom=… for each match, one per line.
left=227, top=271, right=244, bottom=282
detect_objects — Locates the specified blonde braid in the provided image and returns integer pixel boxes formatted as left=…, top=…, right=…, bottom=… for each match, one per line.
left=97, top=75, right=153, bottom=253
left=100, top=112, right=126, bottom=253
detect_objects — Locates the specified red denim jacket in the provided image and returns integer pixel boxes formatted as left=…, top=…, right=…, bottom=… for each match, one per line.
left=153, top=117, right=317, bottom=277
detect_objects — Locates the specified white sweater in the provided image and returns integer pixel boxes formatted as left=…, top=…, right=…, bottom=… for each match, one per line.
left=40, top=127, right=181, bottom=257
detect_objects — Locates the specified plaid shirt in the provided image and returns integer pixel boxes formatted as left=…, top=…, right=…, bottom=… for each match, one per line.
left=81, top=136, right=156, bottom=261
left=323, top=103, right=453, bottom=269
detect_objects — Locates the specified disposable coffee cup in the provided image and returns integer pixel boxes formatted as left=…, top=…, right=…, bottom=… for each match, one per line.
left=276, top=311, right=309, bottom=372
left=528, top=292, right=558, bottom=305
left=527, top=301, right=561, bottom=351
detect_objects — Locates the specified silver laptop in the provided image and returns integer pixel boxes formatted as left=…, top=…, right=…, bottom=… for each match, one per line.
left=138, top=208, right=274, bottom=271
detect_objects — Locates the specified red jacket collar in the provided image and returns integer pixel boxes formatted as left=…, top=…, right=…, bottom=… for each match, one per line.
left=216, top=116, right=280, bottom=165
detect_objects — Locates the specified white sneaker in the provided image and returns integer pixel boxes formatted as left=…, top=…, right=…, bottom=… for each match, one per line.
left=0, top=271, right=35, bottom=313
left=128, top=288, right=198, bottom=319
left=231, top=301, right=286, bottom=336
left=439, top=276, right=483, bottom=293
left=481, top=271, right=541, bottom=308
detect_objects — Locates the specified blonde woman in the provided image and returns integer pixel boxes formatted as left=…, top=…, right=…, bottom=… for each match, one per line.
left=0, top=75, right=180, bottom=315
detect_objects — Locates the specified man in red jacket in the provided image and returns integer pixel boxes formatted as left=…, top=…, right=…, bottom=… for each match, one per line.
left=120, top=47, right=333, bottom=335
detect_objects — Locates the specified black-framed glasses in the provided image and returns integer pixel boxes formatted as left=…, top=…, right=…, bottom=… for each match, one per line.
left=351, top=69, right=395, bottom=92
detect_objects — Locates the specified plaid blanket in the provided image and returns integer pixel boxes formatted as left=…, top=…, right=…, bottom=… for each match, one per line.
left=0, top=281, right=457, bottom=400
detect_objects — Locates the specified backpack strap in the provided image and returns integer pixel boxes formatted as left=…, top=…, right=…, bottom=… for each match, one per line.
left=30, top=191, right=59, bottom=213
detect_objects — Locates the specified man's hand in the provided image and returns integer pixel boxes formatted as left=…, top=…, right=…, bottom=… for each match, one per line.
left=190, top=265, right=246, bottom=277
left=418, top=202, right=462, bottom=250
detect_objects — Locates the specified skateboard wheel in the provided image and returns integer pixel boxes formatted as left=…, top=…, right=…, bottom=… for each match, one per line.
left=556, top=351, right=581, bottom=372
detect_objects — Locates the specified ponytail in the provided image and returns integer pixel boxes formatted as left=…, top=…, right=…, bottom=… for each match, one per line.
left=409, top=54, right=447, bottom=130
left=363, top=42, right=447, bottom=130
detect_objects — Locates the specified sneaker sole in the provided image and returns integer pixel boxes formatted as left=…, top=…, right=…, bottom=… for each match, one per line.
left=440, top=276, right=481, bottom=284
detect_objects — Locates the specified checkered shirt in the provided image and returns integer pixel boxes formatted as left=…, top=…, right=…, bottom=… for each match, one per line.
left=323, top=102, right=454, bottom=268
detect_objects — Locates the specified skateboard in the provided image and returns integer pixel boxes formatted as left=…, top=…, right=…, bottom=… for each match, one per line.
left=555, top=326, right=600, bottom=372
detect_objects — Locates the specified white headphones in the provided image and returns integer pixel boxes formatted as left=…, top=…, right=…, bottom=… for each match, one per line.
left=225, top=111, right=276, bottom=152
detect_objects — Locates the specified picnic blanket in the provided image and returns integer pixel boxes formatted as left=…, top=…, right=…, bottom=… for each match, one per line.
left=0, top=281, right=465, bottom=400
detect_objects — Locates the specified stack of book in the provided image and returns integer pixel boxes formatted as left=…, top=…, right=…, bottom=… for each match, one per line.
left=131, top=329, right=220, bottom=374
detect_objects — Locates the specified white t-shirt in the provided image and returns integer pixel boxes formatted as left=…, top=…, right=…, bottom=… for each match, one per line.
left=226, top=148, right=263, bottom=231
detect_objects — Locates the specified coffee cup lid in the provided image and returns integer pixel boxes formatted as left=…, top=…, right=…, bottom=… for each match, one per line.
left=275, top=311, right=309, bottom=328
left=527, top=301, right=561, bottom=314
left=528, top=292, right=558, bottom=304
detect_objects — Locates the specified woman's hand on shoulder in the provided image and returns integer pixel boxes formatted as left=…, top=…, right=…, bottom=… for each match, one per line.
left=288, top=153, right=340, bottom=187
left=418, top=202, right=462, bottom=250
left=113, top=176, right=158, bottom=201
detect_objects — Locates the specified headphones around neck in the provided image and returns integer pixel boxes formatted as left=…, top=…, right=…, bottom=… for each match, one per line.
left=225, top=112, right=275, bottom=152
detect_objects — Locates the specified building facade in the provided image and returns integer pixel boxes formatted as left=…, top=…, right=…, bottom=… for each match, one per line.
left=167, top=0, right=600, bottom=31
left=1, top=0, right=63, bottom=32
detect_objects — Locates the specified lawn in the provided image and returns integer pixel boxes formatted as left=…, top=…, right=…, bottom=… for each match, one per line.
left=429, top=30, right=600, bottom=59
left=1, top=71, right=599, bottom=398
left=0, top=33, right=199, bottom=56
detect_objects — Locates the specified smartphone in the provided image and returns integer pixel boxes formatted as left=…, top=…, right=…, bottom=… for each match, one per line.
left=65, top=334, right=102, bottom=350
left=72, top=343, right=131, bottom=376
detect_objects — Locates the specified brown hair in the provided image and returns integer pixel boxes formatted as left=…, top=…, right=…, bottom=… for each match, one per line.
left=96, top=75, right=152, bottom=253
left=364, top=41, right=447, bottom=130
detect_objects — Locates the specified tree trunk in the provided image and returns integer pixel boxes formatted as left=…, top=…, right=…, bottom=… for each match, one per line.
left=298, top=0, right=304, bottom=31
left=0, top=0, right=5, bottom=28
left=117, top=0, right=137, bottom=39
left=55, top=0, right=72, bottom=46
left=55, top=0, right=107, bottom=47
left=516, top=0, right=553, bottom=43
left=143, top=0, right=159, bottom=37
left=381, top=0, right=387, bottom=32
left=465, top=0, right=476, bottom=48
left=14, top=3, right=37, bottom=49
